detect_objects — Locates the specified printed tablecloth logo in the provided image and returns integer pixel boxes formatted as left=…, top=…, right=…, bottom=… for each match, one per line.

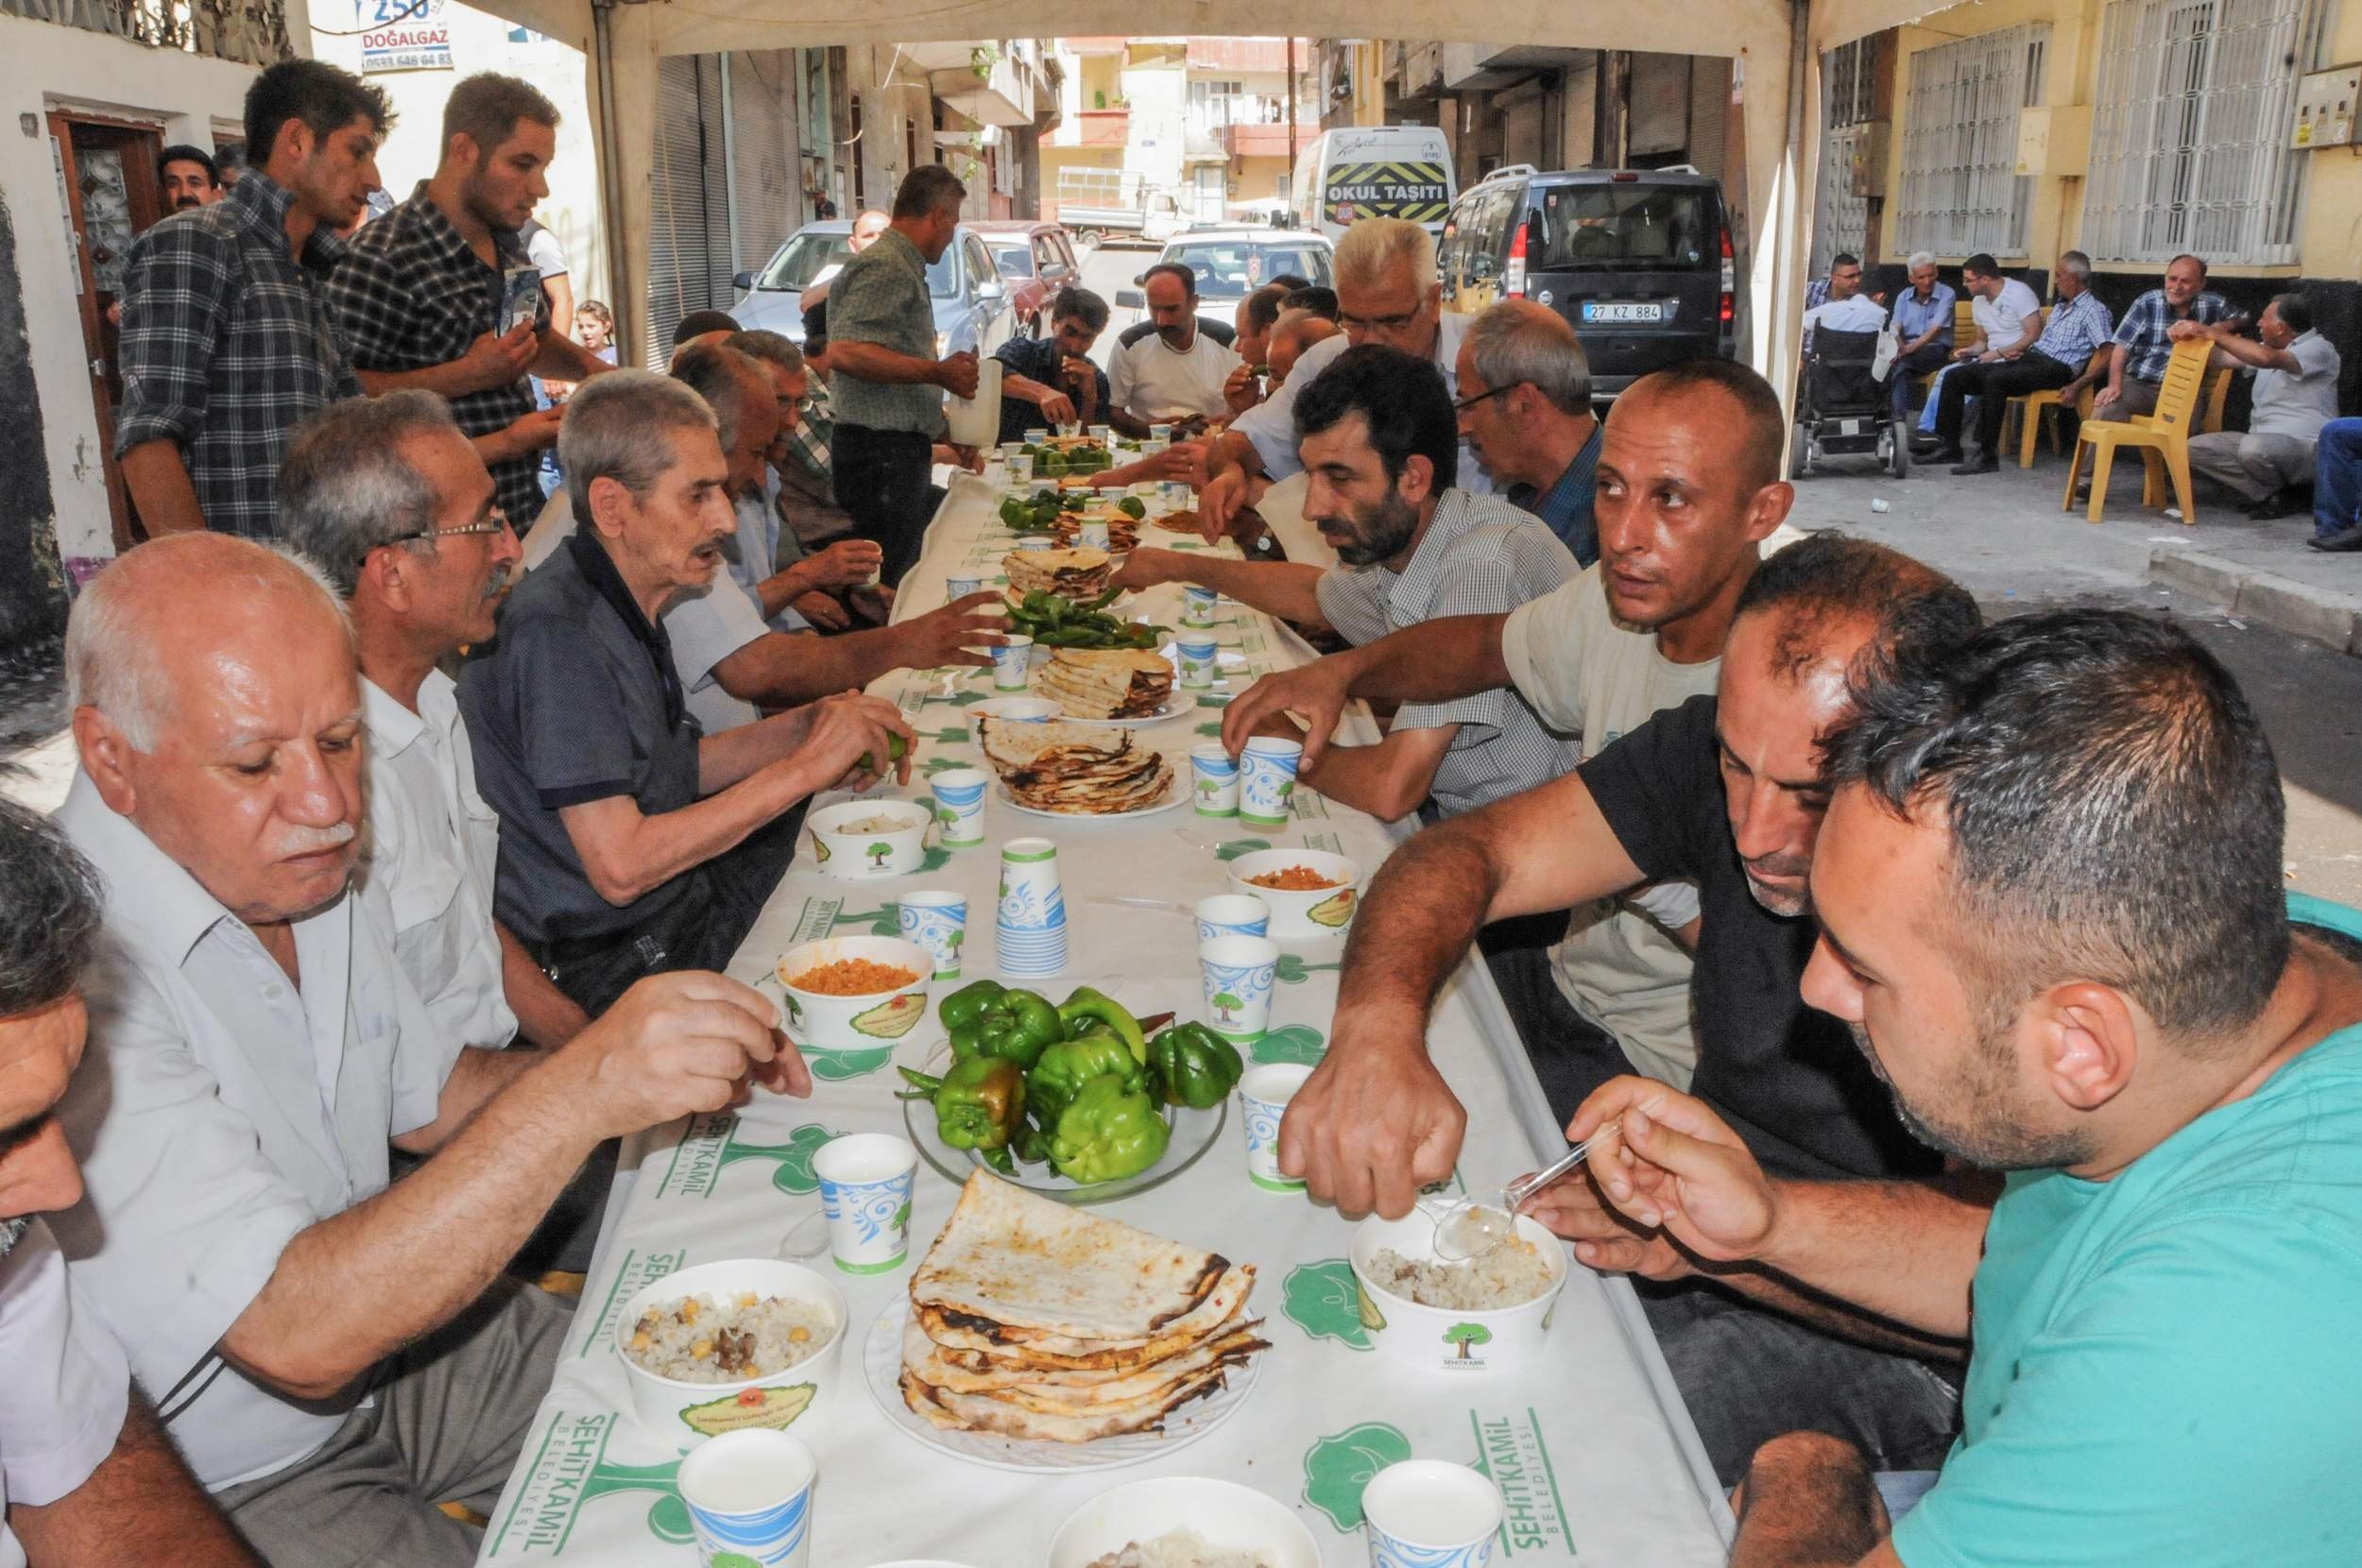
left=1303, top=1421, right=1413, bottom=1529
left=1282, top=1259, right=1372, bottom=1350
left=654, top=1115, right=833, bottom=1199
left=575, top=1246, right=689, bottom=1357
left=484, top=1410, right=690, bottom=1556
left=1252, top=1024, right=1326, bottom=1065
left=1274, top=955, right=1342, bottom=987
left=1469, top=1407, right=1578, bottom=1558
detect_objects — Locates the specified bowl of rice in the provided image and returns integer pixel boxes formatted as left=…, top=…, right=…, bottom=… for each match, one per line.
left=1224, top=849, right=1361, bottom=942
left=1047, top=1477, right=1321, bottom=1568
left=774, top=935, right=933, bottom=1051
left=614, top=1258, right=848, bottom=1448
left=1347, top=1210, right=1569, bottom=1377
left=807, top=798, right=933, bottom=879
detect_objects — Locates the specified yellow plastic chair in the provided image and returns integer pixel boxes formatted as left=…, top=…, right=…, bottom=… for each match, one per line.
left=2009, top=346, right=2111, bottom=468
left=2062, top=338, right=2211, bottom=525
left=2198, top=366, right=2233, bottom=435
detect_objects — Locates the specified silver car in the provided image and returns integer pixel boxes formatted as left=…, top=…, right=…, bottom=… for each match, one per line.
left=730, top=220, right=1017, bottom=358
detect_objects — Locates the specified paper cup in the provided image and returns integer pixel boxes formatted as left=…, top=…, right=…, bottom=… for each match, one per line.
left=1150, top=423, right=1172, bottom=441
left=1014, top=537, right=1054, bottom=553
left=999, top=441, right=1023, bottom=463
left=1008, top=452, right=1035, bottom=484
left=812, top=1133, right=918, bottom=1274
left=805, top=800, right=933, bottom=880
left=1362, top=1460, right=1505, bottom=1568
left=996, top=837, right=1068, bottom=979
left=1163, top=481, right=1192, bottom=512
left=993, top=636, right=1035, bottom=690
left=896, top=890, right=968, bottom=976
left=927, top=770, right=990, bottom=850
left=1024, top=427, right=1050, bottom=443
left=678, top=1430, right=817, bottom=1568
left=1182, top=585, right=1220, bottom=627
left=967, top=696, right=1059, bottom=743
left=1077, top=519, right=1110, bottom=553
left=1190, top=746, right=1240, bottom=817
left=1193, top=893, right=1270, bottom=946
left=1175, top=631, right=1219, bottom=689
left=1238, top=1062, right=1312, bottom=1191
left=1199, top=932, right=1277, bottom=1044
left=1088, top=423, right=1112, bottom=442
left=1238, top=736, right=1303, bottom=827
left=946, top=574, right=984, bottom=600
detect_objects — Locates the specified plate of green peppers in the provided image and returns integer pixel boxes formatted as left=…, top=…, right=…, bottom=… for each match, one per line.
left=896, top=980, right=1240, bottom=1203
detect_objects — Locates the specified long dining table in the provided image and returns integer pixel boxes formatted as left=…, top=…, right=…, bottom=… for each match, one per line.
left=474, top=469, right=1736, bottom=1566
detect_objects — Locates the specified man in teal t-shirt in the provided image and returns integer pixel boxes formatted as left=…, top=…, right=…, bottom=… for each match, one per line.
left=1538, top=608, right=2362, bottom=1567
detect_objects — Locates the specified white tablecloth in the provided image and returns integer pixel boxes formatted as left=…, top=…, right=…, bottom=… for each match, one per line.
left=476, top=472, right=1732, bottom=1566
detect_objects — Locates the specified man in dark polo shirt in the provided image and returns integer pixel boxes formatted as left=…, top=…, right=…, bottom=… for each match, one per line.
left=1283, top=534, right=1985, bottom=1488
left=460, top=370, right=915, bottom=1013
left=993, top=286, right=1111, bottom=442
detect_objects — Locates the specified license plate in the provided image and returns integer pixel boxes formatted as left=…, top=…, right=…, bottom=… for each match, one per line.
left=1582, top=301, right=1665, bottom=324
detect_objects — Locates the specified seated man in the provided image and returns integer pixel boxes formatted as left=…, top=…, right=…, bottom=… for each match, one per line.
left=1801, top=252, right=1876, bottom=353
left=1108, top=263, right=1241, bottom=436
left=1282, top=284, right=1339, bottom=322
left=1279, top=534, right=1981, bottom=1486
left=51, top=534, right=809, bottom=1565
left=0, top=799, right=263, bottom=1568
left=1917, top=253, right=2040, bottom=455
left=2308, top=417, right=2362, bottom=552
left=1223, top=281, right=1292, bottom=415
left=1882, top=252, right=1955, bottom=417
left=2175, top=291, right=2341, bottom=519
left=1223, top=357, right=1794, bottom=1100
left=280, top=393, right=589, bottom=1052
left=2090, top=252, right=2230, bottom=424
left=1575, top=609, right=2362, bottom=1566
left=1266, top=309, right=1341, bottom=389
left=1454, top=301, right=1602, bottom=564
left=1114, top=344, right=1582, bottom=824
left=461, top=370, right=916, bottom=1012
left=1927, top=249, right=2113, bottom=473
left=994, top=286, right=1113, bottom=440
left=725, top=330, right=888, bottom=634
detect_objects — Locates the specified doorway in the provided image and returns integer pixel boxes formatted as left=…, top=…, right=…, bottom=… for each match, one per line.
left=48, top=111, right=163, bottom=553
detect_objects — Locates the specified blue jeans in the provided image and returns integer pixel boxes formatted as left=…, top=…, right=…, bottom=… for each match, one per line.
left=2315, top=418, right=2362, bottom=540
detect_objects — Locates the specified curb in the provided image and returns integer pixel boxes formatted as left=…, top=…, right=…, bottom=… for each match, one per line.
left=2148, top=548, right=2362, bottom=657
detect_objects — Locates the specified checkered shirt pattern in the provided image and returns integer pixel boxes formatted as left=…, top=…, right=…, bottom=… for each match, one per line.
left=2112, top=287, right=2231, bottom=384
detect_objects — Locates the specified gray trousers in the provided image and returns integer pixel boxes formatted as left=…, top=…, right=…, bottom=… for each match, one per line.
left=2087, top=375, right=2162, bottom=423
left=214, top=1281, right=573, bottom=1568
left=2186, top=431, right=2317, bottom=501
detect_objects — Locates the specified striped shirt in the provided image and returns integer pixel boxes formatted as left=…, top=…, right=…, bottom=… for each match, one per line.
left=824, top=229, right=946, bottom=435
left=2113, top=287, right=2231, bottom=383
left=2029, top=288, right=2115, bottom=369
left=1313, top=489, right=1584, bottom=816
left=112, top=172, right=361, bottom=538
left=328, top=184, right=551, bottom=525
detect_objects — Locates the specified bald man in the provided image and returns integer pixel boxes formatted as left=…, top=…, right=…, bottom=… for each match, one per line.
left=49, top=534, right=809, bottom=1566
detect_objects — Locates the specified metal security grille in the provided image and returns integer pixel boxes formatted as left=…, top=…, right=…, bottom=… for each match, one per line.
left=1893, top=24, right=2048, bottom=259
left=1811, top=40, right=1876, bottom=276
left=2082, top=0, right=2327, bottom=265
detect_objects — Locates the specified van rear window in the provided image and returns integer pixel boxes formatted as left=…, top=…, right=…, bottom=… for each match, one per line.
left=1535, top=187, right=1715, bottom=270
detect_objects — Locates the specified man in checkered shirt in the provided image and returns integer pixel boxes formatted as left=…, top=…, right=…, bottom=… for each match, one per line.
left=2091, top=252, right=2232, bottom=423
left=114, top=60, right=388, bottom=539
left=328, top=74, right=613, bottom=527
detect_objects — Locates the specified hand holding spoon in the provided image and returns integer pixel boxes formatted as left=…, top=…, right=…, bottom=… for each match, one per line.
left=1430, top=1119, right=1622, bottom=1262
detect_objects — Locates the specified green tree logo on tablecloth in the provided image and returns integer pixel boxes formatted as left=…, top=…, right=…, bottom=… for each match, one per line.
left=1196, top=722, right=1224, bottom=739
left=1303, top=1422, right=1414, bottom=1530
left=922, top=725, right=974, bottom=747
left=920, top=756, right=969, bottom=777
left=1252, top=1024, right=1326, bottom=1065
left=1196, top=692, right=1230, bottom=708
left=919, top=845, right=953, bottom=874
left=1282, top=1260, right=1372, bottom=1351
left=800, top=1048, right=894, bottom=1082
left=1213, top=838, right=1272, bottom=862
left=831, top=905, right=902, bottom=936
left=482, top=1412, right=693, bottom=1556
left=1274, top=954, right=1341, bottom=986
left=717, top=1122, right=835, bottom=1193
left=1445, top=1322, right=1493, bottom=1361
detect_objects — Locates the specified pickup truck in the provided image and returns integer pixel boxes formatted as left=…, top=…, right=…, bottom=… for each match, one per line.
left=1053, top=194, right=1189, bottom=249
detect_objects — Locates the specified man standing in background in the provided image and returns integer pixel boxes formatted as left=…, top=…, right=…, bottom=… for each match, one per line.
left=158, top=145, right=223, bottom=213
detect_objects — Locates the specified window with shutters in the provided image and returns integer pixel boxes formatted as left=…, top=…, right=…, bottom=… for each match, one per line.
left=1812, top=40, right=1876, bottom=276
left=1892, top=24, right=2048, bottom=259
left=2080, top=0, right=2327, bottom=266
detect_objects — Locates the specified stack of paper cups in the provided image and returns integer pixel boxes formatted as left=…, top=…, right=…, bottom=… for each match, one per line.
left=995, top=837, right=1068, bottom=978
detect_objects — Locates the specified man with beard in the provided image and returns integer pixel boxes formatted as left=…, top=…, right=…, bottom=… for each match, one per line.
left=1453, top=300, right=1602, bottom=564
left=0, top=799, right=265, bottom=1567
left=1281, top=533, right=1982, bottom=1488
left=159, top=145, right=222, bottom=212
left=1109, top=263, right=1241, bottom=435
left=1111, top=345, right=1579, bottom=823
left=116, top=60, right=387, bottom=538
left=328, top=74, right=613, bottom=531
left=1561, top=611, right=2362, bottom=1566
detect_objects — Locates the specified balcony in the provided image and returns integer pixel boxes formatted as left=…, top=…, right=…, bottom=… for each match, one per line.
left=1222, top=122, right=1301, bottom=159
left=1186, top=37, right=1305, bottom=74
left=2, top=0, right=287, bottom=64
left=1441, top=43, right=1589, bottom=93
left=920, top=43, right=1043, bottom=128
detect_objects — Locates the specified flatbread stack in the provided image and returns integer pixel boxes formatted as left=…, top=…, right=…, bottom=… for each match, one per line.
left=1153, top=509, right=1204, bottom=535
left=1037, top=648, right=1174, bottom=721
left=1050, top=507, right=1141, bottom=553
left=977, top=716, right=1174, bottom=814
left=1004, top=548, right=1112, bottom=603
left=899, top=1172, right=1267, bottom=1443
left=1037, top=434, right=1107, bottom=458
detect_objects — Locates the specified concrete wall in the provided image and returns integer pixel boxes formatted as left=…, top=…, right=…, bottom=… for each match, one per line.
left=845, top=44, right=933, bottom=210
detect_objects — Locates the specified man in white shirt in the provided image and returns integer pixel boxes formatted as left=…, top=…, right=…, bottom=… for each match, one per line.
left=0, top=799, right=263, bottom=1568
left=1219, top=357, right=1796, bottom=1101
left=1197, top=217, right=1490, bottom=539
left=50, top=532, right=807, bottom=1565
left=2175, top=292, right=2344, bottom=519
left=1917, top=252, right=2041, bottom=450
left=1108, top=263, right=1241, bottom=435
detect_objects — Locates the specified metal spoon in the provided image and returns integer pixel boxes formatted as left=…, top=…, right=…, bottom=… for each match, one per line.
left=1430, top=1119, right=1622, bottom=1263
left=777, top=1209, right=830, bottom=1261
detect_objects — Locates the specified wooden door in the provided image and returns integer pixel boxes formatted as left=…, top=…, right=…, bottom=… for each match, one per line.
left=49, top=112, right=163, bottom=552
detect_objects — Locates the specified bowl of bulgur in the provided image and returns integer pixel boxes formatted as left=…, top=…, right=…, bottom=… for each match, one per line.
left=1224, top=848, right=1361, bottom=941
left=773, top=935, right=934, bottom=1051
left=615, top=1258, right=848, bottom=1447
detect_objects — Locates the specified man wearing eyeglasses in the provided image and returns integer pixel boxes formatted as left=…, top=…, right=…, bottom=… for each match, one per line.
left=1195, top=218, right=1490, bottom=541
left=1453, top=301, right=1602, bottom=566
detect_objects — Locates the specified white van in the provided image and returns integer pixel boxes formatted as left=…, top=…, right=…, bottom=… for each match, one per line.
left=1291, top=126, right=1457, bottom=243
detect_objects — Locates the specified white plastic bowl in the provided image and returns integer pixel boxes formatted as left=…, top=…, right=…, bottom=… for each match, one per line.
left=1348, top=1210, right=1569, bottom=1377
left=614, top=1258, right=848, bottom=1449
left=1047, top=1476, right=1322, bottom=1568
left=1225, top=848, right=1362, bottom=940
left=807, top=798, right=933, bottom=878
left=775, top=935, right=933, bottom=1050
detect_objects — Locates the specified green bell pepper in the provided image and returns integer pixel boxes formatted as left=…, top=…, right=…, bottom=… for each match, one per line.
left=1057, top=987, right=1147, bottom=1065
left=898, top=1058, right=1026, bottom=1152
left=942, top=983, right=1064, bottom=1069
left=1027, top=1031, right=1144, bottom=1129
left=1147, top=1022, right=1244, bottom=1110
left=1048, top=1073, right=1172, bottom=1184
left=1115, top=496, right=1146, bottom=520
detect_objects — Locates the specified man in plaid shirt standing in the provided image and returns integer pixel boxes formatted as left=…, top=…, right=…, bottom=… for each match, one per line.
left=329, top=75, right=613, bottom=527
left=2092, top=253, right=2231, bottom=423
left=114, top=61, right=388, bottom=539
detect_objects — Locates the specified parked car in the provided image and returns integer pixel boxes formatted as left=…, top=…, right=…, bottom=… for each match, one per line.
left=1113, top=228, right=1337, bottom=338
left=730, top=219, right=1017, bottom=358
left=1437, top=164, right=1736, bottom=398
left=970, top=220, right=1085, bottom=339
